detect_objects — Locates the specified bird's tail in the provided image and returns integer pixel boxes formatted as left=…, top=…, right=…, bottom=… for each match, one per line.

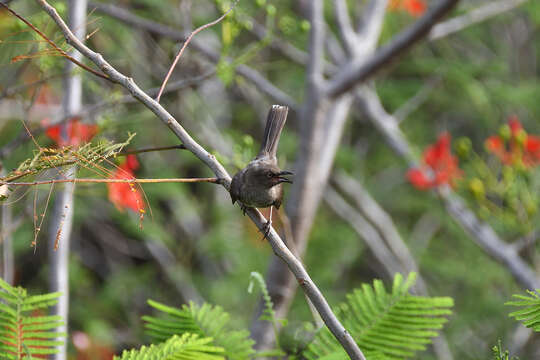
left=257, top=105, right=289, bottom=160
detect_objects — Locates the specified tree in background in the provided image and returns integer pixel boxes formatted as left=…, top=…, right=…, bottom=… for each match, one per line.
left=1, top=0, right=540, bottom=359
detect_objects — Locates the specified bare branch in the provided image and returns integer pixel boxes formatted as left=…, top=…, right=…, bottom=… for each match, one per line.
left=155, top=0, right=239, bottom=102
left=356, top=0, right=389, bottom=56
left=1, top=177, right=221, bottom=186
left=429, top=0, right=528, bottom=40
left=324, top=186, right=401, bottom=277
left=35, top=1, right=364, bottom=357
left=306, top=0, right=325, bottom=90
left=0, top=3, right=109, bottom=81
left=334, top=0, right=358, bottom=56
left=326, top=0, right=460, bottom=98
left=88, top=1, right=297, bottom=108
left=357, top=87, right=540, bottom=291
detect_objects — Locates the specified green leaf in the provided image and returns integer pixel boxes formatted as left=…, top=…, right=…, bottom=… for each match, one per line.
left=0, top=278, right=64, bottom=358
left=506, top=289, right=540, bottom=331
left=115, top=333, right=225, bottom=360
left=304, top=273, right=453, bottom=360
left=144, top=301, right=255, bottom=360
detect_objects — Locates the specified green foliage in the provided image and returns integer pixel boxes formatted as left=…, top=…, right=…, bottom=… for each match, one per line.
left=0, top=278, right=64, bottom=359
left=143, top=300, right=255, bottom=360
left=506, top=289, right=540, bottom=331
left=303, top=273, right=453, bottom=360
left=114, top=333, right=225, bottom=360
left=247, top=271, right=285, bottom=355
left=491, top=340, right=519, bottom=360
left=0, top=134, right=135, bottom=192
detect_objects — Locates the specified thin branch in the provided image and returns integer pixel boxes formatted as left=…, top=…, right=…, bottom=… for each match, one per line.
left=355, top=0, right=389, bottom=57
left=35, top=1, right=364, bottom=357
left=357, top=87, right=540, bottom=291
left=87, top=1, right=297, bottom=108
left=429, top=0, right=528, bottom=40
left=333, top=0, right=357, bottom=56
left=0, top=3, right=109, bottom=81
left=306, top=0, right=325, bottom=90
left=155, top=0, right=239, bottom=102
left=2, top=177, right=220, bottom=186
left=117, top=144, right=187, bottom=156
left=325, top=0, right=460, bottom=98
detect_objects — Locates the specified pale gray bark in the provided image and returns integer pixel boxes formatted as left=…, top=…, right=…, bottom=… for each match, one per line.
left=1, top=169, right=14, bottom=285
left=48, top=1, right=86, bottom=359
left=37, top=1, right=365, bottom=357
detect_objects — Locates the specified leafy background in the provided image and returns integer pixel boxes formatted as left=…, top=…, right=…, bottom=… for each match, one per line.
left=1, top=0, right=540, bottom=358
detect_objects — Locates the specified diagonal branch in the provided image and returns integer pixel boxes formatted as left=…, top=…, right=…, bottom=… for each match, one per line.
left=429, top=0, right=528, bottom=40
left=155, top=0, right=239, bottom=102
left=357, top=86, right=540, bottom=291
left=35, top=0, right=365, bottom=358
left=325, top=0, right=460, bottom=98
left=333, top=0, right=357, bottom=56
left=87, top=1, right=297, bottom=109
left=1, top=177, right=221, bottom=186
left=0, top=3, right=109, bottom=81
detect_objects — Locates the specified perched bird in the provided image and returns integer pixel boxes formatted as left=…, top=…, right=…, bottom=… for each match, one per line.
left=230, top=105, right=293, bottom=238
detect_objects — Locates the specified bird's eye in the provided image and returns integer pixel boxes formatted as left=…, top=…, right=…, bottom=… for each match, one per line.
left=266, top=172, right=273, bottom=178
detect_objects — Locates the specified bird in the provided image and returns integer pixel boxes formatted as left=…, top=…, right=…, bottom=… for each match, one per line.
left=230, top=105, right=293, bottom=239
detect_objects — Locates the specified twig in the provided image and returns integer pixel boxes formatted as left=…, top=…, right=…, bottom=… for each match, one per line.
left=2, top=177, right=220, bottom=186
left=0, top=3, right=109, bottom=81
left=117, top=144, right=187, bottom=156
left=87, top=1, right=297, bottom=109
left=429, top=0, right=528, bottom=40
left=333, top=0, right=357, bottom=56
left=325, top=0, right=459, bottom=98
left=155, top=0, right=239, bottom=102
left=35, top=1, right=363, bottom=357
left=357, top=86, right=540, bottom=290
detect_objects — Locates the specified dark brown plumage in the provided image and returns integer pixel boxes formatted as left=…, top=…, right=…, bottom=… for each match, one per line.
left=230, top=105, right=292, bottom=237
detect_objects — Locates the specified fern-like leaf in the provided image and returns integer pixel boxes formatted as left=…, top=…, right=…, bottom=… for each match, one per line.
left=0, top=278, right=64, bottom=359
left=303, top=273, right=453, bottom=360
left=143, top=300, right=255, bottom=360
left=506, top=289, right=540, bottom=331
left=114, top=333, right=224, bottom=360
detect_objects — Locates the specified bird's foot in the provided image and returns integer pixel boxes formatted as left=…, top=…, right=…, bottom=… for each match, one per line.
left=239, top=203, right=248, bottom=216
left=260, top=220, right=272, bottom=241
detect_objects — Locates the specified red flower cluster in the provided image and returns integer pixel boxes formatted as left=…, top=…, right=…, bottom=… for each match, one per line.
left=407, top=132, right=461, bottom=189
left=389, top=0, right=427, bottom=17
left=44, top=117, right=99, bottom=147
left=107, top=155, right=145, bottom=213
left=485, top=116, right=540, bottom=167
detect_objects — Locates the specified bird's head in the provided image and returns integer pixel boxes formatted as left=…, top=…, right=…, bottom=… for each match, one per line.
left=248, top=162, right=293, bottom=188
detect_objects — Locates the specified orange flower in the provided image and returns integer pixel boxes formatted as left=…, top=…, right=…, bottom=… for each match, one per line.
left=485, top=116, right=540, bottom=167
left=389, top=0, right=427, bottom=17
left=44, top=117, right=98, bottom=147
left=407, top=132, right=461, bottom=190
left=107, top=155, right=145, bottom=213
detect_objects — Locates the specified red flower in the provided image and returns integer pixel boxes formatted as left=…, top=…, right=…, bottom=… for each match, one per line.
left=44, top=117, right=98, bottom=147
left=107, top=155, right=145, bottom=213
left=407, top=132, right=461, bottom=190
left=389, top=0, right=426, bottom=17
left=485, top=116, right=540, bottom=167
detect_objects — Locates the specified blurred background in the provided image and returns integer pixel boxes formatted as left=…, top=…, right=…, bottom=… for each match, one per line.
left=1, top=0, right=540, bottom=358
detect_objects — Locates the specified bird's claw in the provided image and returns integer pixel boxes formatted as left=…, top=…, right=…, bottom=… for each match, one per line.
left=239, top=203, right=248, bottom=216
left=260, top=220, right=271, bottom=241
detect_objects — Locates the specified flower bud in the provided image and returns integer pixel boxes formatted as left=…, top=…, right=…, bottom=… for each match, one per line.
left=468, top=178, right=485, bottom=200
left=499, top=124, right=511, bottom=141
left=455, top=137, right=472, bottom=158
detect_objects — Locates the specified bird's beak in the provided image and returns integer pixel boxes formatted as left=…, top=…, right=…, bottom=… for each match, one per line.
left=277, top=170, right=293, bottom=184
